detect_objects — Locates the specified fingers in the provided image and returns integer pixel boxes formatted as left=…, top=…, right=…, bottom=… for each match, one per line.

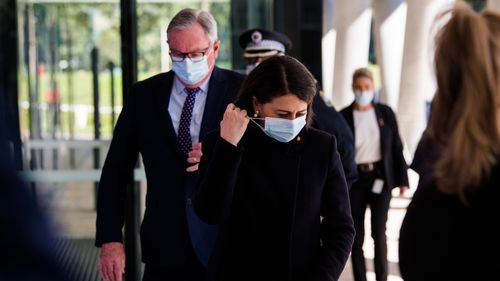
left=99, top=258, right=112, bottom=281
left=186, top=164, right=199, bottom=172
left=98, top=260, right=106, bottom=281
left=187, top=143, right=203, bottom=164
left=241, top=109, right=248, bottom=118
left=191, top=142, right=202, bottom=151
left=187, top=157, right=200, bottom=164
left=226, top=103, right=241, bottom=112
left=220, top=103, right=250, bottom=146
left=120, top=255, right=125, bottom=274
left=99, top=261, right=123, bottom=281
left=99, top=243, right=125, bottom=281
left=225, top=104, right=248, bottom=116
left=225, top=103, right=237, bottom=116
left=188, top=148, right=202, bottom=159
left=113, top=262, right=123, bottom=281
left=224, top=104, right=248, bottom=118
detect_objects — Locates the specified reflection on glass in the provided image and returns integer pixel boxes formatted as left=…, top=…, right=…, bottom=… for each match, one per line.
left=18, top=0, right=121, bottom=140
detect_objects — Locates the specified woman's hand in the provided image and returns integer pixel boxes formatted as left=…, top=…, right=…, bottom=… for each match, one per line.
left=220, top=103, right=249, bottom=146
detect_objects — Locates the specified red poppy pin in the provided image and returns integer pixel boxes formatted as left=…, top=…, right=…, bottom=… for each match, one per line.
left=378, top=119, right=384, bottom=127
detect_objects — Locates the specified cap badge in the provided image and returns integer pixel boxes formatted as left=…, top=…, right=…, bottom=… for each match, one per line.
left=251, top=31, right=263, bottom=43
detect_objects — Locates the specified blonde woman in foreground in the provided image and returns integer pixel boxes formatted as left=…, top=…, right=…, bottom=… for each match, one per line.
left=399, top=2, right=500, bottom=281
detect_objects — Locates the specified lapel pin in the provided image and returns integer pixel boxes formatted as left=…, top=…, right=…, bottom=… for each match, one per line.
left=379, top=119, right=384, bottom=127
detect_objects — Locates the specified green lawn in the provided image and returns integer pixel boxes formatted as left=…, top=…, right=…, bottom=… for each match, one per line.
left=18, top=70, right=140, bottom=138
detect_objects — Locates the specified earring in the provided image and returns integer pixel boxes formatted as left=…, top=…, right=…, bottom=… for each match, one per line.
left=253, top=110, right=259, bottom=118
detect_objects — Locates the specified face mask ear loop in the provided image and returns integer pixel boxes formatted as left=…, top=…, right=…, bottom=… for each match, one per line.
left=249, top=117, right=265, bottom=130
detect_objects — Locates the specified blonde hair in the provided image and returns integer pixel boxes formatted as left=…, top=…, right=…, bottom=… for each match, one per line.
left=428, top=2, right=500, bottom=201
left=352, top=67, right=374, bottom=87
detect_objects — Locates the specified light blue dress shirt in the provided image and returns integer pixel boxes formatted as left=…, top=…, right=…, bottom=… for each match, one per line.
left=168, top=76, right=210, bottom=144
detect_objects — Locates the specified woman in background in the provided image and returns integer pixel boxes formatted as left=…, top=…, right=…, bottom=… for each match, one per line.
left=340, top=68, right=408, bottom=281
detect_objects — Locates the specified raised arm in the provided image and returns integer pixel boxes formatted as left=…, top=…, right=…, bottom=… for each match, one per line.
left=194, top=104, right=249, bottom=224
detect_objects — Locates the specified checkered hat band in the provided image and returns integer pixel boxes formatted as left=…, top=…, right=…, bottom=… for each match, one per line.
left=245, top=39, right=286, bottom=53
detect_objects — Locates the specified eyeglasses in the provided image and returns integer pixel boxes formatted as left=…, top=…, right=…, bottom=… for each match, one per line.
left=169, top=46, right=211, bottom=62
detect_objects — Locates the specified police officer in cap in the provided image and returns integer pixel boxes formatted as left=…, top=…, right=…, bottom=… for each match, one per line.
left=239, top=28, right=358, bottom=187
left=239, top=28, right=292, bottom=74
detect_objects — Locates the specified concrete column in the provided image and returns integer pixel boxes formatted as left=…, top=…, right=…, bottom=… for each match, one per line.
left=488, top=0, right=500, bottom=10
left=372, top=0, right=407, bottom=111
left=397, top=0, right=454, bottom=155
left=321, top=0, right=335, bottom=102
left=330, top=0, right=372, bottom=110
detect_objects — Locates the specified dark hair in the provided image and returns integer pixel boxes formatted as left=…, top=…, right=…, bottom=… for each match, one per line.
left=235, top=55, right=317, bottom=122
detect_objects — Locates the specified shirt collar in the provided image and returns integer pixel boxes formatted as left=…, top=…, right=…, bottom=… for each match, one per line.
left=173, top=76, right=210, bottom=96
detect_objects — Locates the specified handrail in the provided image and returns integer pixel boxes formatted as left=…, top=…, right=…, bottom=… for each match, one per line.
left=19, top=169, right=146, bottom=182
left=23, top=139, right=111, bottom=149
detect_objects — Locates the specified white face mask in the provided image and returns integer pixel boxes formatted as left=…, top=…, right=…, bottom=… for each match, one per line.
left=172, top=55, right=210, bottom=85
left=245, top=63, right=258, bottom=74
left=251, top=115, right=306, bottom=143
left=354, top=91, right=374, bottom=106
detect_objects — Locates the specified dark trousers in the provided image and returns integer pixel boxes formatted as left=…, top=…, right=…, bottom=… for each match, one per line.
left=350, top=168, right=392, bottom=281
left=142, top=247, right=206, bottom=281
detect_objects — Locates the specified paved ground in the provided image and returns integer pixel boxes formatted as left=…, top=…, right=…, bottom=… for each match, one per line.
left=44, top=173, right=417, bottom=281
left=339, top=195, right=410, bottom=281
left=47, top=194, right=411, bottom=281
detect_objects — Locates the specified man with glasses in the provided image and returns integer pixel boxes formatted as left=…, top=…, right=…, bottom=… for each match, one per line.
left=95, top=8, right=244, bottom=281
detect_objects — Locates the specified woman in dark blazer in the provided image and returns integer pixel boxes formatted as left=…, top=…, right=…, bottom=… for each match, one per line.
left=340, top=68, right=408, bottom=281
left=194, top=56, right=355, bottom=281
left=399, top=3, right=500, bottom=280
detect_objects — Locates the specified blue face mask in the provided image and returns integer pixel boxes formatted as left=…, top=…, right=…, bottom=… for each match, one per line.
left=251, top=115, right=306, bottom=143
left=172, top=56, right=210, bottom=85
left=354, top=91, right=374, bottom=106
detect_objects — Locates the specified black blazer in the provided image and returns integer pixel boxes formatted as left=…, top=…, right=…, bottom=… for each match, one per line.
left=341, top=103, right=409, bottom=189
left=95, top=67, right=245, bottom=267
left=399, top=158, right=500, bottom=280
left=194, top=124, right=355, bottom=281
left=410, top=131, right=441, bottom=186
left=312, top=94, right=357, bottom=187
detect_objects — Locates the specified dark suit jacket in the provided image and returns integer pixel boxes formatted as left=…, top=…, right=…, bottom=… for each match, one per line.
left=340, top=103, right=408, bottom=189
left=312, top=94, right=357, bottom=187
left=95, top=67, right=245, bottom=267
left=410, top=131, right=441, bottom=186
left=399, top=158, right=500, bottom=281
left=194, top=124, right=355, bottom=281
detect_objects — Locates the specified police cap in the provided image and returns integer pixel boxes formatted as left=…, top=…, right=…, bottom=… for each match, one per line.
left=238, top=28, right=292, bottom=58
